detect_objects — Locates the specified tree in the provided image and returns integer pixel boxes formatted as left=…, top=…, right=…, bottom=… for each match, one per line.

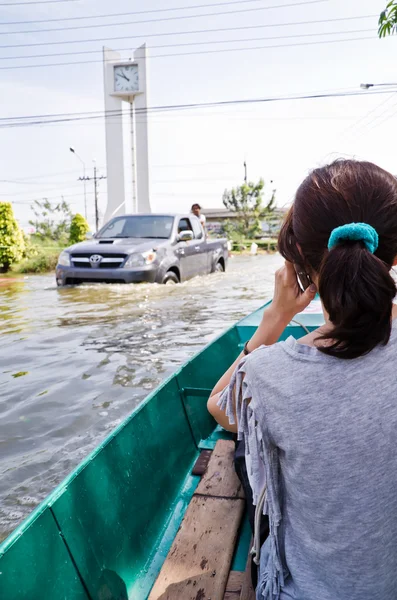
left=0, top=202, right=25, bottom=272
left=379, top=2, right=397, bottom=37
left=29, top=198, right=72, bottom=242
left=222, top=179, right=276, bottom=239
left=69, top=213, right=90, bottom=244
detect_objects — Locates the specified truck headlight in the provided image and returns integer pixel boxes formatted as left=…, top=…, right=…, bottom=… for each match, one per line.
left=124, top=250, right=156, bottom=268
left=58, top=251, right=71, bottom=267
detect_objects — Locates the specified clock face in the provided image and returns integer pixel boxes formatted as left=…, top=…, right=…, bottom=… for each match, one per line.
left=114, top=64, right=139, bottom=93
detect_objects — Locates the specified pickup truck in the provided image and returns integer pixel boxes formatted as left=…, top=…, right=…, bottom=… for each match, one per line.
left=55, top=213, right=228, bottom=286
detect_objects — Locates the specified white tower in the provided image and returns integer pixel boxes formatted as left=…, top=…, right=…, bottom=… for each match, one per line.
left=103, top=44, right=151, bottom=223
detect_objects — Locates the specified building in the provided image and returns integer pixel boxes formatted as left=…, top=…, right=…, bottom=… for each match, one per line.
left=203, top=207, right=288, bottom=237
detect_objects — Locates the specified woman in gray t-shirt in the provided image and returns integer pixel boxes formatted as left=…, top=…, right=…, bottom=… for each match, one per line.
left=208, top=159, right=397, bottom=600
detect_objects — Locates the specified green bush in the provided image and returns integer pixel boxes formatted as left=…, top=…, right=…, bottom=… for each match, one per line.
left=29, top=235, right=65, bottom=249
left=69, top=213, right=90, bottom=245
left=21, top=232, right=38, bottom=259
left=14, top=249, right=60, bottom=274
left=0, top=202, right=25, bottom=272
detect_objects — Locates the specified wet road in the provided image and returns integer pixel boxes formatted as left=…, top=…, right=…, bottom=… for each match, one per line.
left=0, top=254, right=282, bottom=541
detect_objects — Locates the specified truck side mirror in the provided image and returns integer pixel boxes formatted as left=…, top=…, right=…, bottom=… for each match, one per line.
left=178, top=230, right=194, bottom=242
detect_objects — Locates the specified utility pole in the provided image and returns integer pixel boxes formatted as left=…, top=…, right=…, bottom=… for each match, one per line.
left=70, top=147, right=87, bottom=220
left=94, top=162, right=99, bottom=232
left=79, top=162, right=106, bottom=232
left=244, top=161, right=247, bottom=184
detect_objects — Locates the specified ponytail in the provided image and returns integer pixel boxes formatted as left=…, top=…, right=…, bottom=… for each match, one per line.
left=318, top=242, right=396, bottom=359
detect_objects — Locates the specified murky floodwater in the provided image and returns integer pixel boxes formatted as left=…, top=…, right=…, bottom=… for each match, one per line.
left=0, top=254, right=282, bottom=541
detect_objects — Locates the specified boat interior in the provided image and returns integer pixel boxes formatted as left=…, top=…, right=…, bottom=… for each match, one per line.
left=0, top=300, right=324, bottom=599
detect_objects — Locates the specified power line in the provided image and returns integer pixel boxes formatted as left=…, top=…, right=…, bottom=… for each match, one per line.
left=0, top=112, right=359, bottom=132
left=0, top=88, right=392, bottom=129
left=0, top=88, right=364, bottom=123
left=45, top=115, right=359, bottom=129
left=10, top=192, right=94, bottom=205
left=0, top=168, right=96, bottom=182
left=1, top=28, right=374, bottom=62
left=1, top=182, right=85, bottom=197
left=364, top=97, right=397, bottom=132
left=0, top=13, right=376, bottom=49
left=0, top=0, right=295, bottom=25
left=2, top=175, right=251, bottom=197
left=0, top=0, right=79, bottom=4
left=0, top=163, right=240, bottom=185
left=0, top=34, right=379, bottom=70
left=339, top=93, right=397, bottom=139
left=0, top=178, right=83, bottom=186
left=0, top=0, right=326, bottom=35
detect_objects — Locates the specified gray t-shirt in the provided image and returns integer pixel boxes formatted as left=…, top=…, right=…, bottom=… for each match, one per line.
left=219, top=324, right=397, bottom=600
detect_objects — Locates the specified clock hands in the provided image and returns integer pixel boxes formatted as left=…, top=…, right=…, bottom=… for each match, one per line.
left=115, top=67, right=138, bottom=91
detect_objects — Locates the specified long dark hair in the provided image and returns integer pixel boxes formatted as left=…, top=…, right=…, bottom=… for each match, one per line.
left=278, top=159, right=397, bottom=359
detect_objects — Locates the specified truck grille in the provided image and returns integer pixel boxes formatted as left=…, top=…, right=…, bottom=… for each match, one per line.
left=71, top=253, right=127, bottom=269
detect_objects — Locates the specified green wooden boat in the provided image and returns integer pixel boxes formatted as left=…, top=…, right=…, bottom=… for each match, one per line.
left=0, top=300, right=324, bottom=600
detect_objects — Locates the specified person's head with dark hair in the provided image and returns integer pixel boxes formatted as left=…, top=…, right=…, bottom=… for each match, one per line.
left=191, top=203, right=201, bottom=217
left=278, top=159, right=397, bottom=359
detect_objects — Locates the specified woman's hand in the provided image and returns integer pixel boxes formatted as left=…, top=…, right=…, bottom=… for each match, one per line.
left=269, top=261, right=317, bottom=321
left=208, top=260, right=316, bottom=412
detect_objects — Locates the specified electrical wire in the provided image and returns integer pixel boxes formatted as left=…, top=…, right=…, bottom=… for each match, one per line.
left=1, top=176, right=241, bottom=199
left=339, top=93, right=397, bottom=139
left=0, top=0, right=327, bottom=36
left=0, top=13, right=376, bottom=49
left=364, top=97, right=397, bottom=132
left=0, top=168, right=92, bottom=182
left=0, top=178, right=84, bottom=185
left=0, top=89, right=392, bottom=129
left=1, top=183, right=88, bottom=197
left=1, top=28, right=374, bottom=61
left=0, top=0, right=79, bottom=4
left=0, top=110, right=362, bottom=129
left=0, top=0, right=308, bottom=25
left=0, top=35, right=379, bottom=70
left=0, top=88, right=364, bottom=123
left=44, top=115, right=358, bottom=129
left=0, top=162, right=240, bottom=185
left=10, top=193, right=92, bottom=205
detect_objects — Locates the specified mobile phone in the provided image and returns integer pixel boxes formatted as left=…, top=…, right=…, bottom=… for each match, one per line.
left=294, top=264, right=312, bottom=292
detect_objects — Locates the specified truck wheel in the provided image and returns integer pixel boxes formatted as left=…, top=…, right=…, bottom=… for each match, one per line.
left=162, top=271, right=179, bottom=285
left=215, top=261, right=225, bottom=273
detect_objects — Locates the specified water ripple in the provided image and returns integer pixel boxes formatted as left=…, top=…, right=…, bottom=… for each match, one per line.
left=0, top=254, right=282, bottom=541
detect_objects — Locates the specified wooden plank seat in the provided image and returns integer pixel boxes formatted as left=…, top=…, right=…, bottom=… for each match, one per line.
left=148, top=440, right=246, bottom=600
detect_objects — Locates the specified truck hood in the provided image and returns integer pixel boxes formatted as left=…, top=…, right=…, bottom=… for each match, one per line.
left=66, top=238, right=167, bottom=254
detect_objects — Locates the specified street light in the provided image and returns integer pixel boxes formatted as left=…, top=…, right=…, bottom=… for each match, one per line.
left=69, top=147, right=87, bottom=220
left=360, top=82, right=397, bottom=90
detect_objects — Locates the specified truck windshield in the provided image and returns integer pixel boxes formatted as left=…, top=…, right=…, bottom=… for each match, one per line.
left=97, top=216, right=174, bottom=239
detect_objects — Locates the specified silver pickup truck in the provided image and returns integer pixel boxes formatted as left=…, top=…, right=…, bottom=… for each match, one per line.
left=56, top=213, right=228, bottom=286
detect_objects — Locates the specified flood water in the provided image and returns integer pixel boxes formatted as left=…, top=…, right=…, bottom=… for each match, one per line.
left=0, top=254, right=282, bottom=541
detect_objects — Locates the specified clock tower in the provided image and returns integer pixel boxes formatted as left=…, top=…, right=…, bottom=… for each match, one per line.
left=102, top=44, right=151, bottom=223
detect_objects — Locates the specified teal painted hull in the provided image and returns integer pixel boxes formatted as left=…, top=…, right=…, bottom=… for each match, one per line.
left=0, top=300, right=324, bottom=599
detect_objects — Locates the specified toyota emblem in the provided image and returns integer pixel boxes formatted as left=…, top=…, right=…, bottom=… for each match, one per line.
left=89, top=254, right=103, bottom=267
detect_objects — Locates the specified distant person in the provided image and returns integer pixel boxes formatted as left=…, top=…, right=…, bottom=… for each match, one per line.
left=191, top=203, right=206, bottom=230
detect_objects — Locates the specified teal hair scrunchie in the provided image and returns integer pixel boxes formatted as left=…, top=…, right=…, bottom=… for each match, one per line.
left=328, top=222, right=379, bottom=254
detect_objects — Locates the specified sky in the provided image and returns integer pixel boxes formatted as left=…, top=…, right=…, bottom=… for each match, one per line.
left=0, top=0, right=397, bottom=229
